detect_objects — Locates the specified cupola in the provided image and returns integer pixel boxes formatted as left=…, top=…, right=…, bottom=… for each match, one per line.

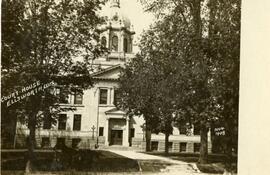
left=98, top=0, right=136, bottom=63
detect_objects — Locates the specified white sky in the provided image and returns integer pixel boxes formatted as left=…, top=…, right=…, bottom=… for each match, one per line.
left=100, top=0, right=155, bottom=44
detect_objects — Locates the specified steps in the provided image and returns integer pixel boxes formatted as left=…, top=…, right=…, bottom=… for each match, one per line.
left=100, top=145, right=141, bottom=151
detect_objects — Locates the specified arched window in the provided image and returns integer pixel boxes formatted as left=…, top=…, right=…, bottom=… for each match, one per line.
left=101, top=36, right=107, bottom=48
left=123, top=38, right=128, bottom=53
left=112, top=36, right=118, bottom=51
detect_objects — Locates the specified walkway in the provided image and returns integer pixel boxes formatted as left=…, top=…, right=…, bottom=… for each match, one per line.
left=107, top=150, right=223, bottom=175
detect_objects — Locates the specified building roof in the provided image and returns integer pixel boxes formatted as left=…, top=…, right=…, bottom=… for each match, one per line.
left=91, top=64, right=122, bottom=81
left=105, top=107, right=127, bottom=115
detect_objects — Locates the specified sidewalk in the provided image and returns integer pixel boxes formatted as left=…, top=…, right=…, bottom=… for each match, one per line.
left=107, top=150, right=223, bottom=175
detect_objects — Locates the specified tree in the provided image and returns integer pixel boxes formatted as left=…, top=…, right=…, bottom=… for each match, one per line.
left=206, top=0, right=240, bottom=171
left=118, top=20, right=189, bottom=154
left=137, top=0, right=240, bottom=166
left=1, top=0, right=26, bottom=149
left=2, top=0, right=105, bottom=171
left=118, top=53, right=161, bottom=152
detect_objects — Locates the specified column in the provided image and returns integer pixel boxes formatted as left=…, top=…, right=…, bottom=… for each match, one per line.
left=123, top=117, right=130, bottom=146
left=106, top=31, right=110, bottom=48
left=108, top=88, right=111, bottom=105
left=120, top=32, right=124, bottom=53
left=130, top=38, right=133, bottom=53
left=104, top=118, right=109, bottom=146
left=111, top=88, right=115, bottom=105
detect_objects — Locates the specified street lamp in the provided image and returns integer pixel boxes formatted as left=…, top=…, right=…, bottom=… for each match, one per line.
left=94, top=88, right=100, bottom=149
left=91, top=125, right=96, bottom=140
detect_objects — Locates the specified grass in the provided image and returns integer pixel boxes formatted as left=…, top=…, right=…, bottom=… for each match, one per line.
left=138, top=159, right=174, bottom=172
left=145, top=152, right=237, bottom=174
left=146, top=152, right=237, bottom=163
left=1, top=149, right=140, bottom=173
left=1, top=171, right=142, bottom=175
left=196, top=163, right=225, bottom=174
left=1, top=171, right=25, bottom=175
left=1, top=150, right=178, bottom=174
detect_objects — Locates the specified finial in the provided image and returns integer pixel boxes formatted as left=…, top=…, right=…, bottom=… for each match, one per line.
left=110, top=0, right=120, bottom=8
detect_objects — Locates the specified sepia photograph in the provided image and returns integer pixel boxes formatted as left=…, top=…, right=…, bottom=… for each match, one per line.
left=1, top=0, right=246, bottom=174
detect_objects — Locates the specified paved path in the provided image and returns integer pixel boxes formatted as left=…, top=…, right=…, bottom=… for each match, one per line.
left=107, top=150, right=223, bottom=175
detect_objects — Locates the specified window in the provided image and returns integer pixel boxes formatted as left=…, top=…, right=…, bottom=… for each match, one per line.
left=114, top=89, right=121, bottom=106
left=112, top=36, right=118, bottom=51
left=56, top=87, right=69, bottom=104
left=41, top=137, right=50, bottom=148
left=72, top=138, right=81, bottom=148
left=151, top=141, right=159, bottom=151
left=56, top=138, right=65, bottom=148
left=130, top=128, right=135, bottom=138
left=101, top=36, right=107, bottom=48
left=99, top=127, right=104, bottom=136
left=194, top=143, right=200, bottom=152
left=73, top=114, right=81, bottom=131
left=124, top=38, right=128, bottom=53
left=74, top=91, right=83, bottom=104
left=99, top=89, right=108, bottom=105
left=193, top=123, right=200, bottom=135
left=58, top=114, right=67, bottom=130
left=43, top=114, right=51, bottom=129
left=180, top=142, right=187, bottom=152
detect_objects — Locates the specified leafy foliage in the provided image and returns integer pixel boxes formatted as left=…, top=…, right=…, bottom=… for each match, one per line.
left=1, top=0, right=106, bottom=159
left=2, top=0, right=105, bottom=126
left=119, top=0, right=240, bottom=163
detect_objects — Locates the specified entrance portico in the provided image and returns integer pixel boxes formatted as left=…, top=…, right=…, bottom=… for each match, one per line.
left=104, top=108, right=129, bottom=146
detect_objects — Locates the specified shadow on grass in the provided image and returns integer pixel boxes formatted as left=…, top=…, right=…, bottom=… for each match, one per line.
left=196, top=163, right=225, bottom=174
left=1, top=150, right=140, bottom=173
left=138, top=159, right=174, bottom=172
left=145, top=152, right=237, bottom=163
left=145, top=152, right=237, bottom=174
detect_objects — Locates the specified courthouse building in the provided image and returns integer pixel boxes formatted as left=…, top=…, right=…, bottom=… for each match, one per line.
left=15, top=0, right=212, bottom=153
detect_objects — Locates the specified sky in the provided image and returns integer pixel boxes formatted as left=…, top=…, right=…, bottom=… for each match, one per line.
left=100, top=0, right=155, bottom=44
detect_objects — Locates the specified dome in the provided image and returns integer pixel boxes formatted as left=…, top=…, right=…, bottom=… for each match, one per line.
left=109, top=10, right=131, bottom=29
left=108, top=0, right=132, bottom=30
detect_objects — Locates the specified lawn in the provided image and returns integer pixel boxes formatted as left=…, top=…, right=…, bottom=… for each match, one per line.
left=145, top=152, right=237, bottom=174
left=138, top=159, right=174, bottom=172
left=1, top=149, right=140, bottom=173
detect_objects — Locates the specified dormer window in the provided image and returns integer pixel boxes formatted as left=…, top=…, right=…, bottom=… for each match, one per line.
left=112, top=35, right=118, bottom=52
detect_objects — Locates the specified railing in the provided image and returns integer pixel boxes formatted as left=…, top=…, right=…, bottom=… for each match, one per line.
left=107, top=52, right=135, bottom=61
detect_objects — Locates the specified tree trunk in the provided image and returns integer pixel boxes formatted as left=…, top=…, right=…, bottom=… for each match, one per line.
left=192, top=0, right=202, bottom=39
left=145, top=128, right=151, bottom=152
left=224, top=119, right=233, bottom=173
left=208, top=0, right=217, bottom=38
left=1, top=107, right=17, bottom=148
left=25, top=112, right=37, bottom=173
left=198, top=123, right=208, bottom=164
left=145, top=119, right=151, bottom=152
left=164, top=132, right=170, bottom=156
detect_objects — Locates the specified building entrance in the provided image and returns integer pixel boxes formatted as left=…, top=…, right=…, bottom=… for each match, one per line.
left=110, top=130, right=123, bottom=145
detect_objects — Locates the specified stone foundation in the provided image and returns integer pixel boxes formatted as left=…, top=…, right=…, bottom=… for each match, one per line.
left=14, top=130, right=211, bottom=153
left=14, top=133, right=106, bottom=149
